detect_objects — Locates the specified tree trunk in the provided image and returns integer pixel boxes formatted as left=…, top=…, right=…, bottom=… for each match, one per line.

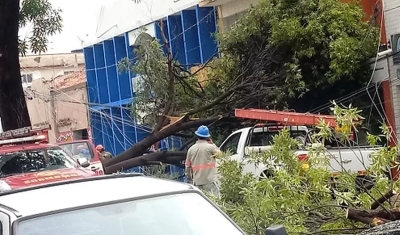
left=104, top=115, right=222, bottom=169
left=105, top=151, right=186, bottom=173
left=0, top=0, right=31, bottom=131
left=347, top=207, right=400, bottom=226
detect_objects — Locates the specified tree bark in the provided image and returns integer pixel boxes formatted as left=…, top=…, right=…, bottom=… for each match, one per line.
left=0, top=0, right=31, bottom=131
left=105, top=151, right=187, bottom=173
left=104, top=115, right=222, bottom=169
left=347, top=207, right=400, bottom=226
left=370, top=190, right=397, bottom=210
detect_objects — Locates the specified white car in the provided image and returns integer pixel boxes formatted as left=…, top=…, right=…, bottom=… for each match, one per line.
left=0, top=173, right=246, bottom=235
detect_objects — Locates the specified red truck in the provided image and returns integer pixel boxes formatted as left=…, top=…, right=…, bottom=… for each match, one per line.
left=0, top=124, right=97, bottom=191
left=57, top=140, right=105, bottom=175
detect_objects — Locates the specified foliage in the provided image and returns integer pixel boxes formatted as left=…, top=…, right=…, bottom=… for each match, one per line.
left=19, top=0, right=62, bottom=55
left=140, top=164, right=180, bottom=180
left=118, top=28, right=205, bottom=128
left=214, top=103, right=397, bottom=234
left=211, top=0, right=378, bottom=114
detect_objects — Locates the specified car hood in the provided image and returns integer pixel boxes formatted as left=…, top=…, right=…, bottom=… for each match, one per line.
left=1, top=168, right=96, bottom=189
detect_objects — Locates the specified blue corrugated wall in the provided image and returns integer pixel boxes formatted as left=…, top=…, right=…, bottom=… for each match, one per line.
left=83, top=6, right=218, bottom=174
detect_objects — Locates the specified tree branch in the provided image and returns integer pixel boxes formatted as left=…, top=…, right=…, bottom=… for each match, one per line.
left=104, top=115, right=223, bottom=171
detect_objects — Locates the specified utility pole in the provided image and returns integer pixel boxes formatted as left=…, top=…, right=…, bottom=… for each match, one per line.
left=49, top=89, right=59, bottom=138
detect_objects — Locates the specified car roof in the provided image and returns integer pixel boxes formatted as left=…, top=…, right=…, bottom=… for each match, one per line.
left=0, top=174, right=192, bottom=217
left=0, top=143, right=59, bottom=154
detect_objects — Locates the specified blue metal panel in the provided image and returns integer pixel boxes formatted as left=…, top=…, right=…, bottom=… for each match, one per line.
left=114, top=36, right=132, bottom=100
left=83, top=47, right=98, bottom=104
left=167, top=15, right=186, bottom=65
left=111, top=107, right=125, bottom=154
left=181, top=10, right=201, bottom=67
left=121, top=107, right=138, bottom=147
left=195, top=6, right=217, bottom=63
left=90, top=111, right=103, bottom=147
left=103, top=40, right=119, bottom=102
left=124, top=32, right=135, bottom=93
left=83, top=47, right=95, bottom=69
left=155, top=20, right=170, bottom=54
left=94, top=44, right=110, bottom=104
left=101, top=108, right=115, bottom=155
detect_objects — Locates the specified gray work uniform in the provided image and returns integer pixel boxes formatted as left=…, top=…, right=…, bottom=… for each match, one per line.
left=185, top=140, right=220, bottom=197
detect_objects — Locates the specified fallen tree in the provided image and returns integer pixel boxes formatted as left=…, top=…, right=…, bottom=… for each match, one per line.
left=211, top=104, right=400, bottom=234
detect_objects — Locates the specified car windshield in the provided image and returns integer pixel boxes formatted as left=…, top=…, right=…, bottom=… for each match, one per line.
left=16, top=192, right=244, bottom=235
left=0, top=148, right=77, bottom=178
left=58, top=142, right=93, bottom=162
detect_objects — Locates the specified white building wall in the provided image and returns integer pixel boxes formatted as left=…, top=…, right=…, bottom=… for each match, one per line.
left=383, top=0, right=400, bottom=138
left=219, top=0, right=258, bottom=19
left=86, top=0, right=199, bottom=46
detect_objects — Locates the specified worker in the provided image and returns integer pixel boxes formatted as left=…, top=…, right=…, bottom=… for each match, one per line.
left=96, top=145, right=113, bottom=162
left=77, top=145, right=91, bottom=161
left=185, top=125, right=222, bottom=198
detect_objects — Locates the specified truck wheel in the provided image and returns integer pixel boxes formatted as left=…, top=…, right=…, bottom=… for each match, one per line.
left=355, top=175, right=375, bottom=193
left=259, top=170, right=273, bottom=180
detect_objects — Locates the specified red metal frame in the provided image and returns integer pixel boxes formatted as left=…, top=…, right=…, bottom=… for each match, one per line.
left=0, top=124, right=51, bottom=147
left=235, top=109, right=338, bottom=127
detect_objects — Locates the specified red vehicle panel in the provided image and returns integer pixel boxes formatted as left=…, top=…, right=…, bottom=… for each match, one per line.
left=2, top=168, right=96, bottom=189
left=58, top=140, right=105, bottom=175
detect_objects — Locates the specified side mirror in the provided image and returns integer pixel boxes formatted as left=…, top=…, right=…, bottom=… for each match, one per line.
left=77, top=158, right=90, bottom=168
left=265, top=225, right=288, bottom=235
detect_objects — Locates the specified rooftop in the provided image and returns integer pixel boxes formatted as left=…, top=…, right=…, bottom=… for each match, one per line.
left=0, top=174, right=192, bottom=217
left=53, top=69, right=86, bottom=89
left=20, top=53, right=84, bottom=68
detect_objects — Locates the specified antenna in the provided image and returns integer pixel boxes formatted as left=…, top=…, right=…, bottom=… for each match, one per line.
left=76, top=35, right=85, bottom=46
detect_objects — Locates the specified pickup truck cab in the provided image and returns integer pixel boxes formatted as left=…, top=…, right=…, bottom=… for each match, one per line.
left=219, top=126, right=377, bottom=178
left=0, top=173, right=247, bottom=235
left=58, top=140, right=104, bottom=175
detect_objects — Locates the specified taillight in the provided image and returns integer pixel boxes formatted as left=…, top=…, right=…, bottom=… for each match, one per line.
left=298, top=154, right=309, bottom=162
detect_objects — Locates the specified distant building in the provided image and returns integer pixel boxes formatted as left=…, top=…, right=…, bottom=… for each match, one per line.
left=26, top=69, right=90, bottom=143
left=20, top=53, right=85, bottom=88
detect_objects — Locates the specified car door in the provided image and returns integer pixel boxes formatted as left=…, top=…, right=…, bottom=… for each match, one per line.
left=0, top=211, right=10, bottom=235
left=219, top=132, right=242, bottom=162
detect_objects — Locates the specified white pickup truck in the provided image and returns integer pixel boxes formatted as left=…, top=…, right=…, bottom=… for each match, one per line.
left=218, top=125, right=377, bottom=179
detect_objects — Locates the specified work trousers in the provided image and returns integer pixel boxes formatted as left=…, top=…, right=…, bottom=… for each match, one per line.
left=196, top=181, right=220, bottom=198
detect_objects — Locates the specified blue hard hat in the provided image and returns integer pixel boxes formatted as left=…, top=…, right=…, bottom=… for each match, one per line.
left=195, top=125, right=210, bottom=138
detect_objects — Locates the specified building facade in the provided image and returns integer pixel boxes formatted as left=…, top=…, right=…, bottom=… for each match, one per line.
left=20, top=53, right=84, bottom=88
left=26, top=69, right=90, bottom=143
left=382, top=0, right=400, bottom=139
left=83, top=0, right=218, bottom=155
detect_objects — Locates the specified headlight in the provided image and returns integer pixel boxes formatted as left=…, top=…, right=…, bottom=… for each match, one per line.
left=0, top=180, right=12, bottom=192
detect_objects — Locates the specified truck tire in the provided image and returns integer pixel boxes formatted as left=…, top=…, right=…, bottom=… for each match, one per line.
left=259, top=170, right=273, bottom=180
left=355, top=175, right=375, bottom=193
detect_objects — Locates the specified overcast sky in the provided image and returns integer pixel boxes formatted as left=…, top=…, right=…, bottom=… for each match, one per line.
left=19, top=0, right=112, bottom=54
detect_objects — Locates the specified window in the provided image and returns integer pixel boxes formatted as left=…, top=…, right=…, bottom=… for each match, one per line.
left=249, top=130, right=307, bottom=147
left=64, top=71, right=74, bottom=75
left=21, top=73, right=33, bottom=83
left=0, top=148, right=78, bottom=178
left=17, top=193, right=243, bottom=235
left=58, top=142, right=93, bottom=162
left=220, top=133, right=241, bottom=154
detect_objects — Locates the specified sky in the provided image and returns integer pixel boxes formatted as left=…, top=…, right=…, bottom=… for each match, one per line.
left=19, top=0, right=113, bottom=54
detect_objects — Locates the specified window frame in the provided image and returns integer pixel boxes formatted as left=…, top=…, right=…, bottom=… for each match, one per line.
left=0, top=210, right=10, bottom=235
left=21, top=74, right=33, bottom=83
left=220, top=132, right=241, bottom=154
